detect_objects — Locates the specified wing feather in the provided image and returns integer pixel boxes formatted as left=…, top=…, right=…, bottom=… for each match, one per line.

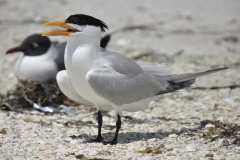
left=86, top=66, right=162, bottom=106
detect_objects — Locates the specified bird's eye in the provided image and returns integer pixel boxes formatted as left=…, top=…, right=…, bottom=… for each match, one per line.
left=32, top=42, right=39, bottom=48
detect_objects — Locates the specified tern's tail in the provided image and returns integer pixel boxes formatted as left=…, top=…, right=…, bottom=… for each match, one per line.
left=157, top=67, right=229, bottom=95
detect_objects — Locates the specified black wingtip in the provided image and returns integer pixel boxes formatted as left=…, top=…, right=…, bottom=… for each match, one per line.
left=100, top=34, right=111, bottom=48
left=156, top=79, right=196, bottom=95
left=218, top=67, right=229, bottom=70
left=207, top=67, right=229, bottom=73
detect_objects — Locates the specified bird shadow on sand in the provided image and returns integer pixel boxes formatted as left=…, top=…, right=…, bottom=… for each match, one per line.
left=67, top=116, right=208, bottom=144
left=71, top=127, right=201, bottom=144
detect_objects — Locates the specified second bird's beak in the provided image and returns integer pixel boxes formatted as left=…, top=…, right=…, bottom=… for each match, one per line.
left=42, top=20, right=80, bottom=36
left=6, top=46, right=23, bottom=54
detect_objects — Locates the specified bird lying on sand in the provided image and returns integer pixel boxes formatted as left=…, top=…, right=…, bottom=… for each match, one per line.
left=6, top=33, right=110, bottom=82
left=42, top=14, right=228, bottom=144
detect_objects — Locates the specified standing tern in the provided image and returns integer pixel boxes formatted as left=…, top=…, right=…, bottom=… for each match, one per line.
left=6, top=33, right=110, bottom=82
left=42, top=14, right=228, bottom=144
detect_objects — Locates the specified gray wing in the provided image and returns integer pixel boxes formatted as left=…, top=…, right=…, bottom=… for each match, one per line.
left=137, top=62, right=172, bottom=76
left=86, top=67, right=162, bottom=106
left=156, top=67, right=229, bottom=95
left=166, top=67, right=229, bottom=83
left=87, top=49, right=228, bottom=106
left=53, top=41, right=66, bottom=71
left=139, top=62, right=228, bottom=83
left=86, top=53, right=168, bottom=106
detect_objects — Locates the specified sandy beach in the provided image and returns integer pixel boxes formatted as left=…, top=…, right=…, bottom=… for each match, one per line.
left=0, top=0, right=240, bottom=159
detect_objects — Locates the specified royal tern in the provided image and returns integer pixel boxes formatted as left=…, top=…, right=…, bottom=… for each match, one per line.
left=6, top=33, right=110, bottom=82
left=42, top=14, right=228, bottom=144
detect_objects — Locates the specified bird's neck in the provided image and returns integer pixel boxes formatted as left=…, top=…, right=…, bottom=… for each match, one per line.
left=67, top=31, right=101, bottom=50
left=65, top=28, right=102, bottom=60
left=44, top=44, right=57, bottom=58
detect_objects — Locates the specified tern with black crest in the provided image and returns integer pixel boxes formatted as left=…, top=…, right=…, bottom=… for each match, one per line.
left=42, top=14, right=228, bottom=144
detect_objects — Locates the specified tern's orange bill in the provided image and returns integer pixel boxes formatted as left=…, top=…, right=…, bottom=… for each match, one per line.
left=42, top=20, right=80, bottom=36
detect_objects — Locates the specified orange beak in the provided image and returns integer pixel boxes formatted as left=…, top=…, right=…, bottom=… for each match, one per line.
left=42, top=20, right=80, bottom=36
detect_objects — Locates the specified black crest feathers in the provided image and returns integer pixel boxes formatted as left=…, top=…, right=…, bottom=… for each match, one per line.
left=66, top=14, right=108, bottom=32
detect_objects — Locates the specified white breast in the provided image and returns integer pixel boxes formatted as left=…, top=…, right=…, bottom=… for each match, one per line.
left=15, top=45, right=58, bottom=81
left=65, top=45, right=111, bottom=108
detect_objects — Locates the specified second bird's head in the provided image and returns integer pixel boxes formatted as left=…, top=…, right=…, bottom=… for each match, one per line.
left=42, top=14, right=108, bottom=38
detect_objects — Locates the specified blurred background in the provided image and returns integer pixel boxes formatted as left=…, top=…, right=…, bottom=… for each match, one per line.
left=0, top=0, right=239, bottom=93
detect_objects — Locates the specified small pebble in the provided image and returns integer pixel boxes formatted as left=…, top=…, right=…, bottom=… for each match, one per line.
left=1, top=128, right=7, bottom=135
left=67, top=128, right=79, bottom=136
left=99, top=151, right=111, bottom=156
left=213, top=154, right=225, bottom=160
left=27, top=147, right=33, bottom=152
left=164, top=145, right=173, bottom=151
left=216, top=150, right=225, bottom=155
left=70, top=140, right=78, bottom=144
left=168, top=134, right=177, bottom=138
left=14, top=134, right=20, bottom=138
left=185, top=143, right=196, bottom=152
left=217, top=106, right=233, bottom=111
left=180, top=127, right=189, bottom=132
left=64, top=137, right=72, bottom=142
left=220, top=139, right=230, bottom=146
left=211, top=135, right=219, bottom=138
left=205, top=153, right=213, bottom=157
left=38, top=140, right=46, bottom=145
left=147, top=138, right=156, bottom=142
left=88, top=150, right=98, bottom=156
left=205, top=124, right=215, bottom=128
left=45, top=128, right=52, bottom=132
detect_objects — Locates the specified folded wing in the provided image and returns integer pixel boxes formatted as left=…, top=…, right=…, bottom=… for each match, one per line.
left=86, top=66, right=165, bottom=106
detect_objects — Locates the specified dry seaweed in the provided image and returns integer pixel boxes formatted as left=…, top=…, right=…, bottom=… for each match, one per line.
left=177, top=120, right=240, bottom=143
left=0, top=128, right=7, bottom=135
left=0, top=80, right=78, bottom=111
left=232, top=138, right=240, bottom=146
left=73, top=154, right=108, bottom=160
left=199, top=120, right=240, bottom=141
left=121, top=115, right=147, bottom=124
left=63, top=120, right=93, bottom=127
left=137, top=147, right=162, bottom=155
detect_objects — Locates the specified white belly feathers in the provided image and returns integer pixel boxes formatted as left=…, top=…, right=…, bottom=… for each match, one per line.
left=65, top=45, right=111, bottom=108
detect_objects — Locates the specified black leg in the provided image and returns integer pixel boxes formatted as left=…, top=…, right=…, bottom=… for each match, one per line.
left=103, top=114, right=121, bottom=145
left=91, top=111, right=104, bottom=142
